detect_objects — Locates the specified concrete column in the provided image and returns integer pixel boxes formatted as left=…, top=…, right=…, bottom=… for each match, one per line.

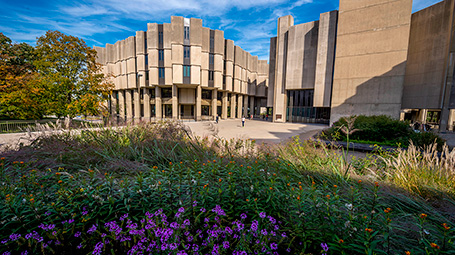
left=212, top=89, right=218, bottom=119
left=238, top=94, right=243, bottom=118
left=134, top=89, right=140, bottom=123
left=125, top=90, right=133, bottom=122
left=448, top=109, right=455, bottom=131
left=230, top=93, right=236, bottom=118
left=143, top=88, right=150, bottom=122
left=250, top=96, right=255, bottom=116
left=155, top=87, right=162, bottom=120
left=110, top=93, right=117, bottom=117
left=222, top=92, right=228, bottom=119
left=196, top=85, right=202, bottom=121
left=243, top=95, right=249, bottom=117
left=118, top=90, right=125, bottom=121
left=172, top=85, right=178, bottom=119
left=418, top=109, right=428, bottom=124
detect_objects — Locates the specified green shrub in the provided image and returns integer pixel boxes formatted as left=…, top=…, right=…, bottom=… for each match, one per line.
left=321, top=115, right=445, bottom=149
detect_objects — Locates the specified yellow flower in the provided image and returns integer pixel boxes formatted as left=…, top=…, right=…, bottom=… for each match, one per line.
left=430, top=243, right=439, bottom=249
left=80, top=188, right=84, bottom=192
left=420, top=213, right=427, bottom=219
left=405, top=251, right=411, bottom=255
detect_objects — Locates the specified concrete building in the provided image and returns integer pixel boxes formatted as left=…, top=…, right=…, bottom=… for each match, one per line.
left=268, top=0, right=455, bottom=131
left=95, top=17, right=268, bottom=122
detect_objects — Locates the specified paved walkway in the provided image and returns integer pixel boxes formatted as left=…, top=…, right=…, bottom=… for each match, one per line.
left=184, top=119, right=327, bottom=144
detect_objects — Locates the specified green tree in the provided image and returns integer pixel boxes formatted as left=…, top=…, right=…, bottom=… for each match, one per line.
left=0, top=33, right=45, bottom=119
left=34, top=30, right=112, bottom=122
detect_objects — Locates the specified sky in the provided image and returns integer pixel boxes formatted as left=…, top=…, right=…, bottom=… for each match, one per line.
left=0, top=0, right=443, bottom=61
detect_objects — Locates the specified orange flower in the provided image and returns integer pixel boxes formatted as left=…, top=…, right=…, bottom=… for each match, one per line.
left=269, top=187, right=273, bottom=190
left=333, top=185, right=337, bottom=188
left=365, top=228, right=372, bottom=233
left=443, top=223, right=450, bottom=230
left=219, top=178, right=222, bottom=182
left=298, top=182, right=301, bottom=185
left=299, top=186, right=303, bottom=190
left=0, top=157, right=5, bottom=160
left=384, top=208, right=392, bottom=213
left=364, top=216, right=368, bottom=219
left=203, top=163, right=206, bottom=166
left=153, top=166, right=158, bottom=169
left=254, top=198, right=257, bottom=202
left=255, top=161, right=258, bottom=164
left=420, top=213, right=427, bottom=219
left=240, top=165, right=243, bottom=167
left=292, top=188, right=294, bottom=191
left=56, top=172, right=61, bottom=175
left=246, top=199, right=249, bottom=202
left=287, top=163, right=290, bottom=166
left=405, top=251, right=411, bottom=255
left=162, top=170, right=165, bottom=173
left=430, top=243, right=440, bottom=249
left=104, top=172, right=107, bottom=176
left=20, top=161, right=24, bottom=164
left=228, top=172, right=232, bottom=175
left=58, top=180, right=63, bottom=184
left=287, top=183, right=290, bottom=186
left=326, top=195, right=331, bottom=199
left=312, top=181, right=315, bottom=185
left=180, top=161, right=183, bottom=164
left=169, top=162, right=172, bottom=165
left=198, top=171, right=201, bottom=174
left=358, top=180, right=362, bottom=184
left=339, top=239, right=344, bottom=244
left=194, top=160, right=198, bottom=162
left=158, top=181, right=161, bottom=185
left=30, top=198, right=34, bottom=203
left=213, top=160, right=216, bottom=163
left=374, top=182, right=379, bottom=187
left=297, top=196, right=300, bottom=200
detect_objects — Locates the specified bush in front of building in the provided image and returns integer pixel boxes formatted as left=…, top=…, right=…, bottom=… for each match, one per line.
left=321, top=115, right=445, bottom=149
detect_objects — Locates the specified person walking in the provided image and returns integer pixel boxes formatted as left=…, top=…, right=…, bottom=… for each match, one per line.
left=242, top=116, right=245, bottom=127
left=266, top=114, right=268, bottom=121
left=216, top=115, right=219, bottom=124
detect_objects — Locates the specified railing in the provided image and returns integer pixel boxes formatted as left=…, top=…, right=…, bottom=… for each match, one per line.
left=0, top=120, right=58, bottom=133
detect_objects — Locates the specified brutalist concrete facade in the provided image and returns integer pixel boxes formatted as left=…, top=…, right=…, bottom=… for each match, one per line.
left=268, top=0, right=455, bottom=131
left=95, top=17, right=269, bottom=122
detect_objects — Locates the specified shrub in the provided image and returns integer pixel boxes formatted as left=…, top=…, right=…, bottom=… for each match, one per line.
left=321, top=115, right=445, bottom=149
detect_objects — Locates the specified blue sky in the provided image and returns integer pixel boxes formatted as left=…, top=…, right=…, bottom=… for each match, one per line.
left=0, top=0, right=442, bottom=60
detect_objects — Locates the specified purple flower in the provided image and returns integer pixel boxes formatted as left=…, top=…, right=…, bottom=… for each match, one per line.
left=321, top=243, right=329, bottom=252
left=286, top=248, right=291, bottom=252
left=68, top=219, right=75, bottom=224
left=240, top=213, right=247, bottom=220
left=175, top=212, right=181, bottom=218
left=261, top=229, right=268, bottom=235
left=192, top=244, right=199, bottom=251
left=21, top=251, right=28, bottom=255
left=82, top=211, right=88, bottom=216
left=93, top=242, right=103, bottom=255
left=77, top=243, right=83, bottom=249
left=281, top=232, right=287, bottom=238
left=101, top=233, right=107, bottom=238
left=183, top=219, right=190, bottom=226
left=120, top=213, right=128, bottom=221
left=74, top=231, right=81, bottom=238
left=2, top=252, right=11, bottom=255
left=259, top=212, right=266, bottom=218
left=222, top=241, right=230, bottom=249
left=211, top=205, right=226, bottom=216
left=200, top=208, right=206, bottom=213
left=193, top=201, right=198, bottom=207
left=225, top=227, right=233, bottom=235
left=9, top=234, right=21, bottom=241
left=87, top=224, right=97, bottom=234
left=178, top=207, right=185, bottom=213
left=44, top=211, right=51, bottom=216
left=271, top=243, right=278, bottom=250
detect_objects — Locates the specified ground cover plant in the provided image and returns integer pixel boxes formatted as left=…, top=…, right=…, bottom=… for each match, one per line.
left=320, top=115, right=445, bottom=149
left=0, top=121, right=454, bottom=254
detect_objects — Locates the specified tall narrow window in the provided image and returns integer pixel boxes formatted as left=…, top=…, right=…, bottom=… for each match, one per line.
left=145, top=54, right=148, bottom=67
left=159, top=68, right=165, bottom=78
left=158, top=31, right=163, bottom=44
left=144, top=38, right=147, bottom=50
left=145, top=71, right=149, bottom=82
left=183, top=65, right=191, bottom=77
left=209, top=54, right=214, bottom=65
left=159, top=50, right=164, bottom=61
left=209, top=71, right=214, bottom=81
left=184, top=26, right=190, bottom=40
left=210, top=35, right=214, bottom=50
left=184, top=46, right=190, bottom=59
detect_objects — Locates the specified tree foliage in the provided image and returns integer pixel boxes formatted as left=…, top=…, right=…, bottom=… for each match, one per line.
left=35, top=31, right=113, bottom=118
left=0, top=31, right=112, bottom=120
left=0, top=33, right=46, bottom=119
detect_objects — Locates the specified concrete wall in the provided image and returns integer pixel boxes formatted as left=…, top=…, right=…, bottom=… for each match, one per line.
left=330, top=0, right=412, bottom=123
left=402, top=0, right=455, bottom=109
left=314, top=11, right=338, bottom=108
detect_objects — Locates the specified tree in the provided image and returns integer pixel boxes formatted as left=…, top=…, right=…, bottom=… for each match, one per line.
left=34, top=31, right=112, bottom=121
left=0, top=33, right=46, bottom=119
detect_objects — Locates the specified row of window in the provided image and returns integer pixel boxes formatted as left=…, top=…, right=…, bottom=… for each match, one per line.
left=139, top=68, right=214, bottom=80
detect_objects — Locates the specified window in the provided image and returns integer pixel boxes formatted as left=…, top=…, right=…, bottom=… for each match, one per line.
left=158, top=31, right=163, bottom=44
left=159, top=68, right=165, bottom=78
left=144, top=38, right=147, bottom=50
left=183, top=65, right=191, bottom=77
left=210, top=36, right=214, bottom=50
left=145, top=71, right=149, bottom=81
left=184, top=46, right=190, bottom=59
left=158, top=50, right=164, bottom=61
left=145, top=54, right=148, bottom=66
left=208, top=71, right=214, bottom=81
left=223, top=75, right=225, bottom=84
left=162, top=88, right=172, bottom=98
left=209, top=54, right=214, bottom=65
left=184, top=26, right=190, bottom=40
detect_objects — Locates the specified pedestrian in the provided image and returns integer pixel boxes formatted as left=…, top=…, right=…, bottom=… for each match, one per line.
left=250, top=114, right=253, bottom=120
left=266, top=114, right=268, bottom=121
left=216, top=115, right=219, bottom=124
left=242, top=116, right=245, bottom=127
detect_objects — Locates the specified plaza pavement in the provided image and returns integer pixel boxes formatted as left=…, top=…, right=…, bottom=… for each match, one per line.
left=184, top=119, right=327, bottom=144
